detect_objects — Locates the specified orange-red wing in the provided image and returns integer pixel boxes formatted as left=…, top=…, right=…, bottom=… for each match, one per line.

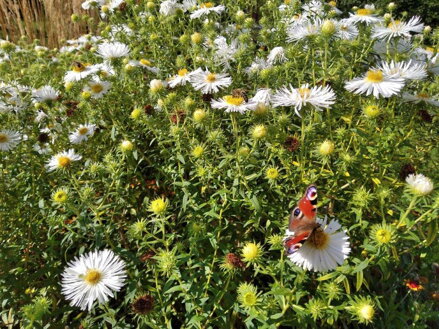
left=285, top=231, right=311, bottom=248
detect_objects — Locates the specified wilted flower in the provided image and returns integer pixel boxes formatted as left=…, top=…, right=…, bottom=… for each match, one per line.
left=405, top=279, right=424, bottom=291
left=132, top=294, right=154, bottom=314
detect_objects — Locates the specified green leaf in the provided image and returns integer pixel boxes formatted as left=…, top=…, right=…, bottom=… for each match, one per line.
left=317, top=272, right=338, bottom=281
left=356, top=270, right=363, bottom=292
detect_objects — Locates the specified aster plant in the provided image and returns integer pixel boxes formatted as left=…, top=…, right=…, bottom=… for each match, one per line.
left=0, top=0, right=438, bottom=328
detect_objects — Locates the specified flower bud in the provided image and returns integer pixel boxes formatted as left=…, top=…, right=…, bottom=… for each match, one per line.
left=191, top=32, right=203, bottom=44
left=321, top=20, right=336, bottom=36
left=193, top=109, right=207, bottom=123
left=121, top=140, right=134, bottom=152
left=318, top=140, right=335, bottom=156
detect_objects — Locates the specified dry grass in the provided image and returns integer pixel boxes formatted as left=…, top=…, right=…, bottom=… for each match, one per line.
left=0, top=0, right=98, bottom=48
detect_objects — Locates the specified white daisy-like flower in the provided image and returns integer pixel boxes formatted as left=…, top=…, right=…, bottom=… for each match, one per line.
left=189, top=2, right=225, bottom=19
left=347, top=5, right=383, bottom=25
left=32, top=85, right=59, bottom=103
left=84, top=79, right=111, bottom=99
left=249, top=88, right=273, bottom=106
left=0, top=130, right=21, bottom=151
left=335, top=19, right=359, bottom=40
left=90, top=62, right=116, bottom=77
left=406, top=174, right=434, bottom=196
left=81, top=0, right=105, bottom=9
left=267, top=47, right=287, bottom=65
left=372, top=16, right=424, bottom=40
left=302, top=0, right=324, bottom=17
left=272, top=84, right=336, bottom=116
left=128, top=59, right=160, bottom=74
left=373, top=38, right=412, bottom=57
left=97, top=42, right=130, bottom=59
left=402, top=92, right=439, bottom=106
left=69, top=124, right=97, bottom=144
left=211, top=95, right=256, bottom=114
left=61, top=249, right=126, bottom=311
left=378, top=60, right=427, bottom=81
left=33, top=143, right=50, bottom=154
left=168, top=68, right=198, bottom=88
left=160, top=0, right=181, bottom=16
left=245, top=58, right=271, bottom=75
left=212, top=36, right=239, bottom=68
left=64, top=62, right=97, bottom=82
left=287, top=19, right=321, bottom=42
left=345, top=69, right=405, bottom=98
left=46, top=149, right=82, bottom=172
left=35, top=110, right=48, bottom=123
left=285, top=217, right=351, bottom=272
left=190, top=69, right=232, bottom=94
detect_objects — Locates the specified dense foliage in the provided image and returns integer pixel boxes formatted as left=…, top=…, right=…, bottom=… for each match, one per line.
left=0, top=0, right=438, bottom=328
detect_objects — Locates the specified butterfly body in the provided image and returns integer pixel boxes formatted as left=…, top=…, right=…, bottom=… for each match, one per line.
left=284, top=185, right=319, bottom=255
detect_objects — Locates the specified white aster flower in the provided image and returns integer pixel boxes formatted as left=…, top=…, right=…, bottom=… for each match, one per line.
left=245, top=58, right=271, bottom=75
left=32, top=85, right=59, bottom=103
left=69, top=124, right=97, bottom=144
left=84, top=79, right=111, bottom=99
left=287, top=19, right=321, bottom=42
left=267, top=46, right=287, bottom=65
left=402, top=92, right=439, bottom=106
left=249, top=88, right=272, bottom=106
left=81, top=0, right=105, bottom=9
left=212, top=36, right=239, bottom=68
left=128, top=59, right=160, bottom=74
left=190, top=2, right=225, bottom=19
left=35, top=110, right=48, bottom=123
left=285, top=217, right=350, bottom=272
left=90, top=62, right=116, bottom=77
left=160, top=0, right=181, bottom=15
left=272, top=84, right=336, bottom=116
left=61, top=249, right=126, bottom=311
left=345, top=69, right=405, bottom=98
left=64, top=62, right=97, bottom=82
left=373, top=38, right=412, bottom=57
left=168, top=68, right=196, bottom=88
left=211, top=95, right=256, bottom=114
left=406, top=174, right=434, bottom=196
left=372, top=16, right=424, bottom=40
left=0, top=130, right=21, bottom=151
left=46, top=149, right=82, bottom=171
left=97, top=42, right=130, bottom=59
left=190, top=69, right=232, bottom=94
left=335, top=19, right=359, bottom=40
left=347, top=5, right=383, bottom=25
left=378, top=60, right=427, bottom=80
left=302, top=0, right=324, bottom=17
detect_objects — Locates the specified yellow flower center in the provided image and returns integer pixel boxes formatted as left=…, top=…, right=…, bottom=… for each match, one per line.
left=78, top=127, right=89, bottom=135
left=356, top=8, right=373, bottom=16
left=417, top=92, right=429, bottom=99
left=298, top=87, right=311, bottom=98
left=365, top=70, right=384, bottom=83
left=91, top=84, right=104, bottom=93
left=178, top=68, right=188, bottom=76
left=387, top=20, right=401, bottom=30
left=266, top=168, right=279, bottom=179
left=375, top=229, right=391, bottom=244
left=58, top=156, right=71, bottom=168
left=224, top=95, right=244, bottom=106
left=72, top=62, right=86, bottom=73
left=328, top=1, right=337, bottom=7
left=0, top=133, right=8, bottom=143
left=359, top=304, right=374, bottom=321
left=200, top=2, right=214, bottom=8
left=205, top=73, right=217, bottom=83
left=140, top=59, right=152, bottom=66
left=425, top=47, right=435, bottom=53
left=242, top=292, right=257, bottom=306
left=54, top=191, right=67, bottom=202
left=84, top=269, right=102, bottom=285
left=242, top=243, right=260, bottom=262
left=309, top=229, right=330, bottom=250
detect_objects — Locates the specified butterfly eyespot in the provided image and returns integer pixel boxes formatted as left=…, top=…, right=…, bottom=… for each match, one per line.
left=293, top=208, right=301, bottom=217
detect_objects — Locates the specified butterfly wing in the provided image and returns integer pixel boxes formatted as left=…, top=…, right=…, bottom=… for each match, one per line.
left=285, top=185, right=319, bottom=255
